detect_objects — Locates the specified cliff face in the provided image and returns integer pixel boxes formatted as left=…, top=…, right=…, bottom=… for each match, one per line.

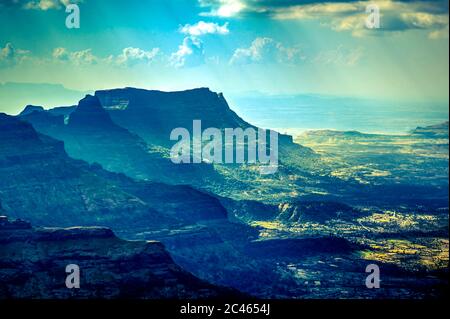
left=95, top=87, right=308, bottom=154
left=0, top=216, right=238, bottom=299
left=95, top=88, right=249, bottom=145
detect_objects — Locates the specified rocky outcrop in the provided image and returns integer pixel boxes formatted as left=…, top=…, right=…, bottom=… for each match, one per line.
left=0, top=216, right=240, bottom=299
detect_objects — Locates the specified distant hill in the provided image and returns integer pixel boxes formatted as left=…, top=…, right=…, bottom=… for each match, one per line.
left=412, top=121, right=449, bottom=139
left=0, top=82, right=89, bottom=115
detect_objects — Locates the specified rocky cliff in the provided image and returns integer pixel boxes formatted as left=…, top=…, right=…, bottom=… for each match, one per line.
left=0, top=216, right=239, bottom=299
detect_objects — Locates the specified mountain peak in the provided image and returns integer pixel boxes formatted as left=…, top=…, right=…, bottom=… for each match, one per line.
left=78, top=94, right=101, bottom=109
left=0, top=113, right=40, bottom=144
left=68, top=95, right=117, bottom=129
left=19, top=105, right=44, bottom=116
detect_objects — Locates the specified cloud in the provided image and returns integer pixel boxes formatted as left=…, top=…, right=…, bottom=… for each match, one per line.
left=0, top=43, right=30, bottom=68
left=171, top=20, right=229, bottom=68
left=52, top=47, right=160, bottom=67
left=1, top=0, right=83, bottom=10
left=199, top=0, right=246, bottom=17
left=170, top=37, right=205, bottom=68
left=429, top=24, right=449, bottom=39
left=230, top=37, right=305, bottom=65
left=325, top=1, right=450, bottom=37
left=180, top=21, right=230, bottom=36
left=52, top=47, right=97, bottom=65
left=115, top=47, right=160, bottom=66
left=198, top=0, right=449, bottom=38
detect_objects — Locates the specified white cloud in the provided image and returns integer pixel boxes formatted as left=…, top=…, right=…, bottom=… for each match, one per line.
left=171, top=19, right=230, bottom=68
left=199, top=0, right=245, bottom=17
left=52, top=47, right=97, bottom=65
left=180, top=21, right=230, bottom=36
left=170, top=37, right=205, bottom=68
left=52, top=46, right=160, bottom=67
left=116, top=47, right=160, bottom=66
left=52, top=47, right=70, bottom=61
left=230, top=37, right=305, bottom=65
left=0, top=42, right=30, bottom=68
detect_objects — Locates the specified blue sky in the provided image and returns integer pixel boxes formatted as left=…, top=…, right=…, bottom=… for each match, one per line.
left=0, top=0, right=449, bottom=108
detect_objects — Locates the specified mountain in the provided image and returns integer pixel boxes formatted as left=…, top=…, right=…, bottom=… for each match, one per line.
left=20, top=94, right=221, bottom=185
left=18, top=105, right=44, bottom=116
left=95, top=87, right=315, bottom=160
left=20, top=88, right=320, bottom=202
left=0, top=216, right=239, bottom=299
left=2, top=90, right=448, bottom=299
left=1, top=112, right=322, bottom=298
left=95, top=87, right=250, bottom=146
left=0, top=113, right=228, bottom=228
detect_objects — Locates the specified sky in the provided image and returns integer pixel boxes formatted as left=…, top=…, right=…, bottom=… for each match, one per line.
left=0, top=0, right=449, bottom=114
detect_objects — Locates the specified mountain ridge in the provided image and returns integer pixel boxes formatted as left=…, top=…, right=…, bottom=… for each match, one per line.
left=0, top=216, right=241, bottom=299
left=0, top=113, right=229, bottom=228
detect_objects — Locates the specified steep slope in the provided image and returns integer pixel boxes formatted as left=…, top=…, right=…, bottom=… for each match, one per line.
left=0, top=216, right=239, bottom=299
left=0, top=113, right=228, bottom=228
left=20, top=95, right=221, bottom=185
left=18, top=105, right=44, bottom=116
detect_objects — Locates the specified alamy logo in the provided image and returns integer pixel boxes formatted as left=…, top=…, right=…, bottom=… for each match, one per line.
left=66, top=4, right=80, bottom=29
left=170, top=120, right=279, bottom=175
left=365, top=264, right=381, bottom=289
left=365, top=4, right=381, bottom=29
left=65, top=264, right=80, bottom=289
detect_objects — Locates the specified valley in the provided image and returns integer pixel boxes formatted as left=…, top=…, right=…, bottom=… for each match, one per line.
left=0, top=88, right=448, bottom=299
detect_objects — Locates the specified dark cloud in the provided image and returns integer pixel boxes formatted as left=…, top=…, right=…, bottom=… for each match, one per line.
left=199, top=0, right=449, bottom=38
